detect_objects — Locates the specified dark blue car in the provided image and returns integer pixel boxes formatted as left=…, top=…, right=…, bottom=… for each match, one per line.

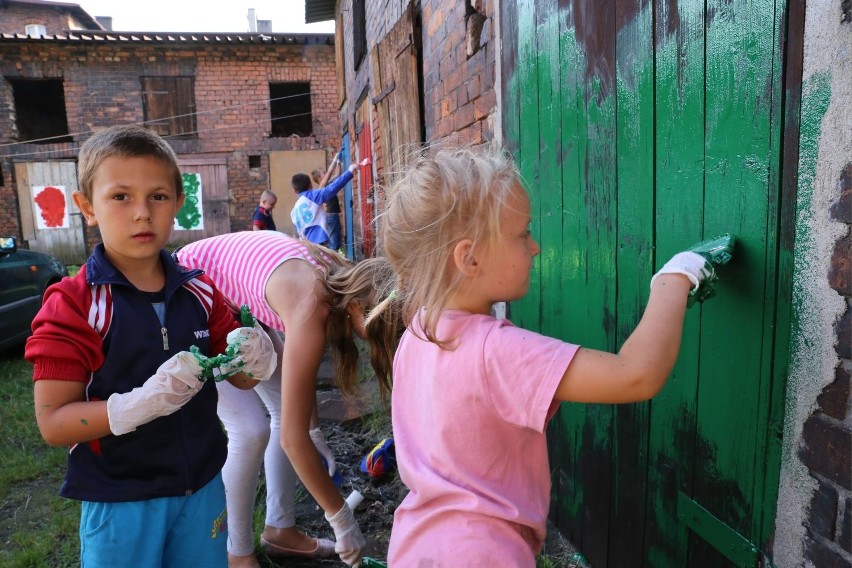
left=0, top=237, right=68, bottom=351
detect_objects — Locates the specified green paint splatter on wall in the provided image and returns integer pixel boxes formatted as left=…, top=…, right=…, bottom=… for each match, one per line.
left=175, top=173, right=203, bottom=230
left=790, top=71, right=832, bottom=345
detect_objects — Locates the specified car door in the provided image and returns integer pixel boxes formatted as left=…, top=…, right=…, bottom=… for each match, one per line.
left=0, top=249, right=39, bottom=345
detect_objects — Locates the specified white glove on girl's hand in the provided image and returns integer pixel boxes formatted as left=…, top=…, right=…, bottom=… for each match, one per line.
left=650, top=251, right=714, bottom=292
left=219, top=325, right=276, bottom=380
left=106, top=351, right=203, bottom=436
left=325, top=503, right=366, bottom=566
left=310, top=427, right=336, bottom=476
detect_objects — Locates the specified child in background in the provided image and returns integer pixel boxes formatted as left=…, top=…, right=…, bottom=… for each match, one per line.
left=26, top=125, right=275, bottom=568
left=175, top=230, right=405, bottom=567
left=379, top=146, right=732, bottom=566
left=291, top=158, right=370, bottom=247
left=252, top=189, right=278, bottom=231
left=312, top=157, right=344, bottom=251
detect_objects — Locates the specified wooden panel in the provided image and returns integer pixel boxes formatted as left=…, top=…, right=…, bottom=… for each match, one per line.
left=268, top=150, right=327, bottom=236
left=610, top=0, right=655, bottom=564
left=645, top=0, right=706, bottom=564
left=687, top=1, right=780, bottom=563
left=16, top=161, right=86, bottom=265
left=168, top=160, right=232, bottom=247
left=372, top=5, right=422, bottom=189
left=502, top=0, right=789, bottom=566
left=355, top=110, right=374, bottom=258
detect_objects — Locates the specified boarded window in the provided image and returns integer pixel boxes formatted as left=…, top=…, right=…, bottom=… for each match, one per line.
left=269, top=82, right=313, bottom=137
left=140, top=76, right=197, bottom=138
left=335, top=11, right=347, bottom=106
left=353, top=0, right=367, bottom=70
left=8, top=78, right=71, bottom=144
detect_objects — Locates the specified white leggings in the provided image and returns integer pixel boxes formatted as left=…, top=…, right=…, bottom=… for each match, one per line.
left=216, top=332, right=297, bottom=556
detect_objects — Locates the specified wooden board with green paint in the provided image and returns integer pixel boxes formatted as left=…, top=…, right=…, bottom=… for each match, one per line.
left=501, top=0, right=791, bottom=565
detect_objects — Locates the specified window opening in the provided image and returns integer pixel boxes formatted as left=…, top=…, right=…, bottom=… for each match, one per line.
left=269, top=82, right=313, bottom=137
left=8, top=78, right=71, bottom=143
left=353, top=0, right=366, bottom=70
left=249, top=155, right=261, bottom=168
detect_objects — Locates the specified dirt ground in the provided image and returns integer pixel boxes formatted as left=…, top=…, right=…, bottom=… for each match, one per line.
left=258, top=386, right=584, bottom=567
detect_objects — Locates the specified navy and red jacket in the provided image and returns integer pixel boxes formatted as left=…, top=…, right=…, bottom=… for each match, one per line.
left=25, top=244, right=239, bottom=503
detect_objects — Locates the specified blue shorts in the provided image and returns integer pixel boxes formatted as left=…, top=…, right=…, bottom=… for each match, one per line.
left=80, top=473, right=227, bottom=568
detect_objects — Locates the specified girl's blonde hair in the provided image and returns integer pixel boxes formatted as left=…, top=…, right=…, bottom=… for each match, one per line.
left=380, top=145, right=522, bottom=346
left=300, top=243, right=403, bottom=401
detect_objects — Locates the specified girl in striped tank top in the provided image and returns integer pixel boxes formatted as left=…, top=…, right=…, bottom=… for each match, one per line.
left=176, top=231, right=403, bottom=568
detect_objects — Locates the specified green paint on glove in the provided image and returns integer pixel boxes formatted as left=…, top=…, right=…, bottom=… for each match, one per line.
left=687, top=233, right=736, bottom=307
left=191, top=305, right=256, bottom=381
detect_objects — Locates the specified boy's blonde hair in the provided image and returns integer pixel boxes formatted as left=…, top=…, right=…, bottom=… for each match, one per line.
left=260, top=189, right=277, bottom=203
left=380, top=145, right=523, bottom=346
left=77, top=125, right=183, bottom=201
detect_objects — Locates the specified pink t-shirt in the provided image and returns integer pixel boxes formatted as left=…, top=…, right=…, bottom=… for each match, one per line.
left=175, top=231, right=324, bottom=332
left=388, top=311, right=580, bottom=567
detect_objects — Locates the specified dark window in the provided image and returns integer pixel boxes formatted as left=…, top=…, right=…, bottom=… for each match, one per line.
left=8, top=79, right=71, bottom=143
left=140, top=76, right=197, bottom=138
left=353, top=0, right=366, bottom=70
left=269, top=82, right=313, bottom=137
left=249, top=155, right=261, bottom=168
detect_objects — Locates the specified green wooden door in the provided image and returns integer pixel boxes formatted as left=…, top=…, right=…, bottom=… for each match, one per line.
left=501, top=1, right=791, bottom=565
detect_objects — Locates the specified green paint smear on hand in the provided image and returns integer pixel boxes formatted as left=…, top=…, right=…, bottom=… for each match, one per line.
left=191, top=305, right=256, bottom=381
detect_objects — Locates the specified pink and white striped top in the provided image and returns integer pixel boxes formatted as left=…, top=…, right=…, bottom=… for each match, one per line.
left=175, top=231, right=325, bottom=332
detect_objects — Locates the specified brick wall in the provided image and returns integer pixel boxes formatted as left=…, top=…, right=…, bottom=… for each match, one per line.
left=800, top=162, right=852, bottom=566
left=420, top=0, right=495, bottom=146
left=0, top=38, right=338, bottom=247
left=335, top=0, right=497, bottom=258
left=0, top=3, right=91, bottom=35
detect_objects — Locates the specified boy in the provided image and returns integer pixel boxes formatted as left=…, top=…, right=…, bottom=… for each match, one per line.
left=290, top=158, right=369, bottom=247
left=311, top=165, right=343, bottom=251
left=25, top=125, right=275, bottom=567
left=253, top=189, right=277, bottom=231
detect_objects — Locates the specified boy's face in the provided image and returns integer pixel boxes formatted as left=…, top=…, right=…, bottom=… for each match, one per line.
left=261, top=197, right=277, bottom=211
left=73, top=155, right=183, bottom=269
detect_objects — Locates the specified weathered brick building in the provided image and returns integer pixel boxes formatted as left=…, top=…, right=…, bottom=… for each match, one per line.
left=309, top=0, right=495, bottom=259
left=0, top=0, right=340, bottom=264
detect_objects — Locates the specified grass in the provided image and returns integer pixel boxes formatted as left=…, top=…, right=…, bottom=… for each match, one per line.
left=0, top=342, right=583, bottom=567
left=0, top=347, right=80, bottom=568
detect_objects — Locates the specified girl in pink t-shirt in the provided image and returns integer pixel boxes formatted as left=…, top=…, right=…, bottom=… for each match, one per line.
left=377, top=146, right=732, bottom=566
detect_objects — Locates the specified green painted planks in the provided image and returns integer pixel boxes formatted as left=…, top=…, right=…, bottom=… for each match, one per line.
left=688, top=2, right=779, bottom=563
left=646, top=0, right=707, bottom=564
left=610, top=0, right=656, bottom=564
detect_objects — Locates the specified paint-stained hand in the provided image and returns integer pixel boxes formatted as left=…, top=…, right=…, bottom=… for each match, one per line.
left=218, top=324, right=276, bottom=380
left=106, top=351, right=204, bottom=436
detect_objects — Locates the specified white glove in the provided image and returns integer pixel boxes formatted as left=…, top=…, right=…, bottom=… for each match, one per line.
left=325, top=502, right=366, bottom=566
left=310, top=427, right=336, bottom=476
left=106, top=351, right=203, bottom=436
left=650, top=251, right=714, bottom=292
left=219, top=324, right=276, bottom=380
left=348, top=158, right=371, bottom=174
